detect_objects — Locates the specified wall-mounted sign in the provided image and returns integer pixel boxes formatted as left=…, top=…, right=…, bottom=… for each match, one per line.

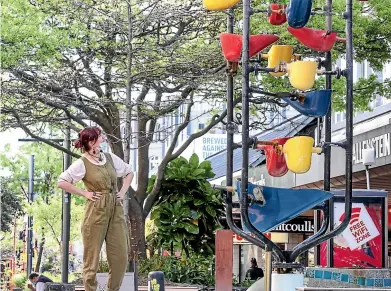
left=232, top=232, right=271, bottom=245
left=271, top=218, right=314, bottom=233
left=353, top=133, right=391, bottom=165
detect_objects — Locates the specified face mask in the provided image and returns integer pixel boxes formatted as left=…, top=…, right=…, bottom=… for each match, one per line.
left=99, top=142, right=109, bottom=152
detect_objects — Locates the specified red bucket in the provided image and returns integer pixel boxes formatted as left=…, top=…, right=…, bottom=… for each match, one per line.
left=268, top=4, right=287, bottom=26
left=287, top=27, right=345, bottom=52
left=220, top=33, right=279, bottom=62
left=257, top=137, right=290, bottom=177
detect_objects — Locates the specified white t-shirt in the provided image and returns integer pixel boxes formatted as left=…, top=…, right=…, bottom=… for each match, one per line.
left=36, top=282, right=45, bottom=291
left=58, top=152, right=132, bottom=184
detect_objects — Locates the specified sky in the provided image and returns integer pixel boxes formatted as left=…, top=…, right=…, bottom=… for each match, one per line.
left=0, top=128, right=28, bottom=176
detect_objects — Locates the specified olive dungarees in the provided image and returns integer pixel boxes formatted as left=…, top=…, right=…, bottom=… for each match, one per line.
left=81, top=154, right=128, bottom=291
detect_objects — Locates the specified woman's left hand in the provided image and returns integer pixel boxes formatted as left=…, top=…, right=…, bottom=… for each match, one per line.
left=116, top=191, right=125, bottom=203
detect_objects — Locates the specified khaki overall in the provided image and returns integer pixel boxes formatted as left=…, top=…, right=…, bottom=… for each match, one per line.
left=81, top=154, right=128, bottom=291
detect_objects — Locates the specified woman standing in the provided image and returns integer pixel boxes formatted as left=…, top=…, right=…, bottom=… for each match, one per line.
left=57, top=127, right=134, bottom=291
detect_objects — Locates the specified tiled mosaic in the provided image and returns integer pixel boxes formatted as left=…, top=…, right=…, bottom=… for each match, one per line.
left=305, top=268, right=391, bottom=289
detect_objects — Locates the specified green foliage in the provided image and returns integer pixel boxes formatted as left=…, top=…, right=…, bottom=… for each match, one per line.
left=0, top=143, right=62, bottom=201
left=13, top=273, right=27, bottom=288
left=138, top=254, right=215, bottom=286
left=0, top=142, right=85, bottom=250
left=148, top=154, right=223, bottom=256
left=247, top=0, right=391, bottom=113
left=27, top=195, right=84, bottom=251
left=0, top=178, right=23, bottom=232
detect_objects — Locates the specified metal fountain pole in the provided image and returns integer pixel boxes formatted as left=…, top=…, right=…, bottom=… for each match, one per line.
left=61, top=122, right=72, bottom=283
left=324, top=0, right=334, bottom=268
left=222, top=6, right=283, bottom=263
left=26, top=155, right=35, bottom=278
left=289, top=0, right=354, bottom=262
left=241, top=1, right=275, bottom=290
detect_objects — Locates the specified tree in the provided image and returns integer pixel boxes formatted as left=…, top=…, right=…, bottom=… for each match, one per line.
left=4, top=0, right=389, bottom=260
left=148, top=154, right=224, bottom=257
left=249, top=0, right=391, bottom=112
left=0, top=178, right=23, bottom=233
left=27, top=195, right=84, bottom=252
left=1, top=0, right=239, bottom=259
left=0, top=143, right=64, bottom=202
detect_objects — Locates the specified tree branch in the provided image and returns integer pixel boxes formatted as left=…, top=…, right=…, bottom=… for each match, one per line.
left=10, top=109, right=81, bottom=159
left=143, top=96, right=241, bottom=216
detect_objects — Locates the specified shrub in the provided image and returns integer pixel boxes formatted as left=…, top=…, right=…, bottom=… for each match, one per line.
left=139, top=253, right=215, bottom=287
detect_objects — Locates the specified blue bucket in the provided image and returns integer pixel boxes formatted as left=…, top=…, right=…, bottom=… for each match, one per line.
left=235, top=179, right=333, bottom=233
left=287, top=0, right=312, bottom=28
left=283, top=89, right=332, bottom=118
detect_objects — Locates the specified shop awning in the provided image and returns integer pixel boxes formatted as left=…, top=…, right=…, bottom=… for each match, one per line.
left=206, top=115, right=316, bottom=180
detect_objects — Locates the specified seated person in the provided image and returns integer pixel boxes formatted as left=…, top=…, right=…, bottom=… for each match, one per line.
left=245, top=258, right=264, bottom=280
left=27, top=272, right=53, bottom=291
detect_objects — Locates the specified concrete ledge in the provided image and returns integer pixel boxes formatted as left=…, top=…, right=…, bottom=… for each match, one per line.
left=139, top=287, right=199, bottom=291
left=44, top=283, right=75, bottom=291
left=297, top=288, right=390, bottom=291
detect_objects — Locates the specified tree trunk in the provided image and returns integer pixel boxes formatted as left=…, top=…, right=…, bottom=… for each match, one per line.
left=35, top=239, right=45, bottom=272
left=128, top=199, right=146, bottom=261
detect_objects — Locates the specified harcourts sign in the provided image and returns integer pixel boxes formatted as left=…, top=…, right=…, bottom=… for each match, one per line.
left=271, top=218, right=314, bottom=233
left=353, top=133, right=391, bottom=165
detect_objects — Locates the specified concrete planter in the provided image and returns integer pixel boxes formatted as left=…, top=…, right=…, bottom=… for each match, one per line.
left=44, top=283, right=75, bottom=290
left=96, top=272, right=134, bottom=291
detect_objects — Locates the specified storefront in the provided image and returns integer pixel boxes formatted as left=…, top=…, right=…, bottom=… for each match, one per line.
left=295, top=122, right=391, bottom=267
left=231, top=216, right=316, bottom=283
left=210, top=114, right=391, bottom=272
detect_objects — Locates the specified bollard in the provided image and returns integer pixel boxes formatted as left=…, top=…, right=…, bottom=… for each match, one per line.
left=148, top=271, right=165, bottom=291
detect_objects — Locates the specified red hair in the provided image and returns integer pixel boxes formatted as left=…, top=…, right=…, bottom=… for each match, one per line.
left=74, top=127, right=102, bottom=152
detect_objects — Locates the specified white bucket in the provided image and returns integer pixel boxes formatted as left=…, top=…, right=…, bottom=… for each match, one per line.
left=246, top=273, right=304, bottom=291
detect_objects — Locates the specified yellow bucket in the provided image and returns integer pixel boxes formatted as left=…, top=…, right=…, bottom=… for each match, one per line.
left=203, top=0, right=239, bottom=10
left=282, top=136, right=322, bottom=174
left=262, top=45, right=294, bottom=77
left=286, top=61, right=318, bottom=91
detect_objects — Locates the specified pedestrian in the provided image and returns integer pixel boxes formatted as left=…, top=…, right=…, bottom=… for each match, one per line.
left=245, top=258, right=264, bottom=280
left=57, top=126, right=134, bottom=291
left=27, top=272, right=53, bottom=291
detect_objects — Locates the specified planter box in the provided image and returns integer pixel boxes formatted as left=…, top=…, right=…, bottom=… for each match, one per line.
left=96, top=272, right=134, bottom=291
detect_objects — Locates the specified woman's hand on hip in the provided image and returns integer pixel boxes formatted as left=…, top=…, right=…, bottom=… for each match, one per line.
left=116, top=191, right=125, bottom=204
left=84, top=191, right=102, bottom=201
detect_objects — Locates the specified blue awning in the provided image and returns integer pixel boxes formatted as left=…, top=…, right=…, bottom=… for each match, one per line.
left=206, top=115, right=316, bottom=180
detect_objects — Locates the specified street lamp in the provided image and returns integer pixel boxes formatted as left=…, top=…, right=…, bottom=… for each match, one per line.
left=362, top=147, right=375, bottom=190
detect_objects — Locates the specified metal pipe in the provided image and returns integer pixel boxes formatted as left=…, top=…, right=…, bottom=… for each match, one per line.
left=240, top=0, right=284, bottom=263
left=26, top=155, right=34, bottom=278
left=290, top=0, right=333, bottom=263
left=290, top=205, right=329, bottom=262
left=222, top=6, right=281, bottom=261
left=62, top=121, right=72, bottom=282
left=325, top=0, right=334, bottom=268
left=264, top=245, right=273, bottom=291
left=287, top=0, right=353, bottom=260
left=222, top=6, right=274, bottom=261
left=365, top=165, right=371, bottom=189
